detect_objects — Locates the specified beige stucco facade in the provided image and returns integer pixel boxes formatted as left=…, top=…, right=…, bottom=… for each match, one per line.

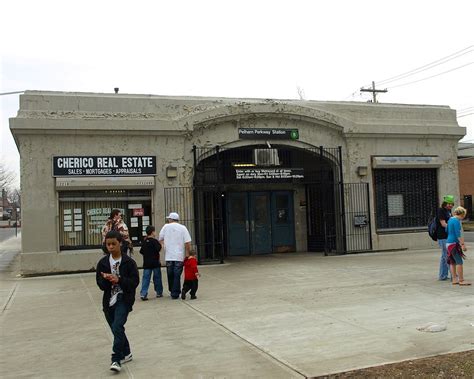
left=10, top=91, right=465, bottom=275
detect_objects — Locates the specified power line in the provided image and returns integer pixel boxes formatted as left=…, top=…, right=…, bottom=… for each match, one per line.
left=387, top=61, right=474, bottom=89
left=0, top=91, right=25, bottom=96
left=343, top=91, right=358, bottom=101
left=345, top=46, right=474, bottom=102
left=458, top=106, right=474, bottom=113
left=458, top=112, right=474, bottom=118
left=378, top=48, right=473, bottom=86
left=376, top=45, right=474, bottom=86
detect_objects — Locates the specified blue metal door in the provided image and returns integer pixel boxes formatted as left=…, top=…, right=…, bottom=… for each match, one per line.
left=271, top=191, right=295, bottom=252
left=227, top=192, right=250, bottom=255
left=227, top=191, right=292, bottom=255
left=249, top=192, right=272, bottom=254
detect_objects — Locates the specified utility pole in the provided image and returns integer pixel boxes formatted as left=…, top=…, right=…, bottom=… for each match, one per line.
left=360, top=81, right=387, bottom=103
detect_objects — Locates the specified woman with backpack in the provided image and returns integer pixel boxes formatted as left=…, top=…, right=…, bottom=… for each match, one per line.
left=436, top=195, right=454, bottom=281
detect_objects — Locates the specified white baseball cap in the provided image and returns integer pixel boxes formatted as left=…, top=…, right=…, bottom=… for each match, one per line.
left=167, top=212, right=180, bottom=221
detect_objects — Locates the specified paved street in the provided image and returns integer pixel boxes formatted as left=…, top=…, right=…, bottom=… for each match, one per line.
left=0, top=228, right=17, bottom=243
left=464, top=231, right=474, bottom=243
left=0, top=231, right=20, bottom=274
left=0, top=236, right=472, bottom=378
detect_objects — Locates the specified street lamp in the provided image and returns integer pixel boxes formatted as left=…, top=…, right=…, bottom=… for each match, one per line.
left=15, top=207, right=20, bottom=237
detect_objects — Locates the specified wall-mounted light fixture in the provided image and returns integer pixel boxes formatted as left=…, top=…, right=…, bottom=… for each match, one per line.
left=166, top=166, right=178, bottom=178
left=232, top=163, right=256, bottom=167
left=357, top=166, right=368, bottom=176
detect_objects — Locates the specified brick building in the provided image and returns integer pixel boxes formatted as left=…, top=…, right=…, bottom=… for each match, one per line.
left=458, top=142, right=474, bottom=218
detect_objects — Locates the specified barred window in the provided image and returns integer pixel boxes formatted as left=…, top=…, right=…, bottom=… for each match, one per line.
left=374, top=169, right=437, bottom=231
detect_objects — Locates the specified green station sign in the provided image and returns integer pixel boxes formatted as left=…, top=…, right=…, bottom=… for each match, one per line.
left=238, top=128, right=299, bottom=140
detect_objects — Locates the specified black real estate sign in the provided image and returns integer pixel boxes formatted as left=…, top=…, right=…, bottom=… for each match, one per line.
left=53, top=156, right=157, bottom=176
left=238, top=128, right=299, bottom=140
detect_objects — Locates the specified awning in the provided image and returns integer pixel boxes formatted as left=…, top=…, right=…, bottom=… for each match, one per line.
left=56, top=176, right=155, bottom=190
left=372, top=156, right=443, bottom=169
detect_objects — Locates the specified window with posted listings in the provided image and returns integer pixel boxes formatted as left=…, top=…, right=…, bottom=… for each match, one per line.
left=58, top=190, right=152, bottom=250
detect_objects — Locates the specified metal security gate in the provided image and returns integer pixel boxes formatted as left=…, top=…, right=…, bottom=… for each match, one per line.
left=164, top=186, right=224, bottom=264
left=342, top=183, right=372, bottom=252
left=316, top=182, right=372, bottom=254
left=306, top=183, right=337, bottom=252
left=166, top=145, right=372, bottom=262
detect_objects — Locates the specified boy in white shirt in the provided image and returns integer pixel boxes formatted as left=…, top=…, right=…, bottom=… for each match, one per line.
left=96, top=230, right=139, bottom=372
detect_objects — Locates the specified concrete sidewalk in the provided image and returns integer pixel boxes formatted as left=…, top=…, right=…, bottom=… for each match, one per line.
left=0, top=240, right=473, bottom=378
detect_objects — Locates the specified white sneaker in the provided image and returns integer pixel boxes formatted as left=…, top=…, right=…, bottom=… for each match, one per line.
left=110, top=361, right=121, bottom=372
left=120, top=353, right=133, bottom=364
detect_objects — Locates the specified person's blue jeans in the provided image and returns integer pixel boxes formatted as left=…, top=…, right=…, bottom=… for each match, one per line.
left=140, top=267, right=163, bottom=298
left=438, top=239, right=450, bottom=280
left=103, top=297, right=131, bottom=363
left=166, top=261, right=183, bottom=299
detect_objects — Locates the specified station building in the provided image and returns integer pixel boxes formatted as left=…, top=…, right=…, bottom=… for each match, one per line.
left=9, top=91, right=465, bottom=274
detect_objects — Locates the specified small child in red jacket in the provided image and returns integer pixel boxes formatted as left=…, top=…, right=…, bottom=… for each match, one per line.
left=181, top=250, right=200, bottom=300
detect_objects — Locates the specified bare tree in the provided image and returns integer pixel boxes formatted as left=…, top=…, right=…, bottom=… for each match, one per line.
left=1, top=163, right=17, bottom=213
left=0, top=162, right=15, bottom=190
left=296, top=86, right=306, bottom=100
left=7, top=188, right=21, bottom=207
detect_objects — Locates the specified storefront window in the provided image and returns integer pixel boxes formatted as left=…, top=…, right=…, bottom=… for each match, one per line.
left=59, top=190, right=151, bottom=250
left=60, top=201, right=85, bottom=247
left=84, top=202, right=127, bottom=246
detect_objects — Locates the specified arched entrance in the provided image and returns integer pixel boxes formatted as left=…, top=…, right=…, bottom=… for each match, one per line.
left=192, top=144, right=343, bottom=257
left=164, top=144, right=372, bottom=263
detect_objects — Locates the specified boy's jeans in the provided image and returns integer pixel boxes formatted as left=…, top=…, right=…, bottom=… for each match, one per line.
left=104, top=298, right=131, bottom=363
left=166, top=261, right=183, bottom=298
left=438, top=239, right=449, bottom=280
left=140, top=267, right=163, bottom=298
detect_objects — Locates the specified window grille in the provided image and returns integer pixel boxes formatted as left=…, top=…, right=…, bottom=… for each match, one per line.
left=374, top=169, right=437, bottom=230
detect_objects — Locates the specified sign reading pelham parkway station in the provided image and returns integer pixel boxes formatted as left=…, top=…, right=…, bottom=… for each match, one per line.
left=238, top=128, right=299, bottom=140
left=53, top=156, right=157, bottom=176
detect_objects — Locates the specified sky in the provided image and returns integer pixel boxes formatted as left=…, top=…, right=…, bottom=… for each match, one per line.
left=1, top=0, right=473, bottom=189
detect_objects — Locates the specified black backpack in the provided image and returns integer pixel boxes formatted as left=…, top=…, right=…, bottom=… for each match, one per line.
left=428, top=212, right=438, bottom=241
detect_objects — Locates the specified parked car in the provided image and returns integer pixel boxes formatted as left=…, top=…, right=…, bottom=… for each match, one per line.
left=2, top=208, right=13, bottom=220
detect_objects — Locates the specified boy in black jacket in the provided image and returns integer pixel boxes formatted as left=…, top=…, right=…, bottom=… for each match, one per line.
left=96, top=230, right=139, bottom=373
left=139, top=225, right=163, bottom=300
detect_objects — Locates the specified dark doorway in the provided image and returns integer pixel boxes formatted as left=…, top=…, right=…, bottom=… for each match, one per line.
left=193, top=145, right=340, bottom=257
left=226, top=191, right=294, bottom=255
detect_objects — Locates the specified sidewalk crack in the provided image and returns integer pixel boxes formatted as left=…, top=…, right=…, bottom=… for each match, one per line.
left=1, top=282, right=19, bottom=315
left=183, top=301, right=307, bottom=378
